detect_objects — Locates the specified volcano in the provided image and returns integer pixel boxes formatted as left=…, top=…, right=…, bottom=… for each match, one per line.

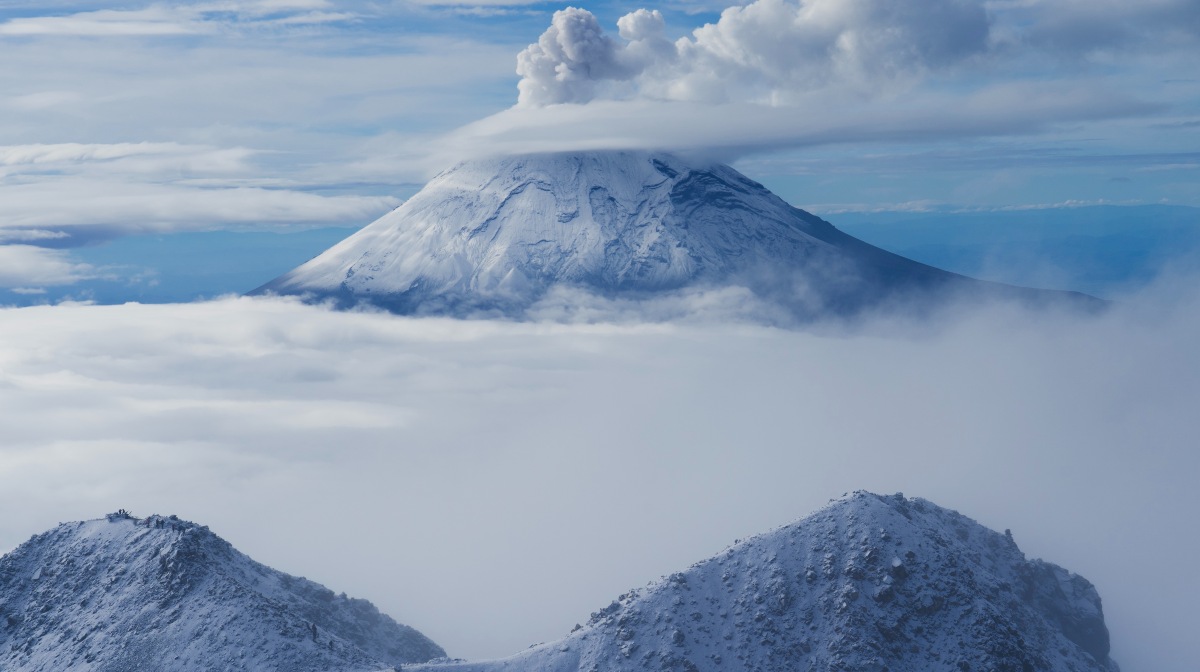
left=256, top=151, right=1099, bottom=319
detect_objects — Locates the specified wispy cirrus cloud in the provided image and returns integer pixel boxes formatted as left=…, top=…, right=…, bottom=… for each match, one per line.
left=0, top=3, right=520, bottom=249
left=0, top=178, right=400, bottom=239
left=0, top=7, right=201, bottom=36
left=0, top=1, right=357, bottom=36
left=0, top=142, right=399, bottom=242
left=0, top=142, right=253, bottom=170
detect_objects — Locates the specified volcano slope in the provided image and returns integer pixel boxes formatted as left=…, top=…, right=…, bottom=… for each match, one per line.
left=414, top=492, right=1119, bottom=672
left=256, top=152, right=1100, bottom=320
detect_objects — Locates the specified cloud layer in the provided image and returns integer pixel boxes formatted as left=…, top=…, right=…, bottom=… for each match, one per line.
left=0, top=287, right=1197, bottom=670
left=0, top=1, right=524, bottom=248
left=0, top=142, right=402, bottom=249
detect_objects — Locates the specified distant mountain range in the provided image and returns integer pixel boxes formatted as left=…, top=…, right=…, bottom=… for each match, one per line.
left=0, top=493, right=1119, bottom=671
left=254, top=152, right=1101, bottom=319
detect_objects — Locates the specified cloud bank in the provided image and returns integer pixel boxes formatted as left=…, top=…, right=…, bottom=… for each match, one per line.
left=0, top=285, right=1197, bottom=671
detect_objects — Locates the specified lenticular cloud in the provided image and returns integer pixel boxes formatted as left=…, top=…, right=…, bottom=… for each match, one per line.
left=515, top=0, right=991, bottom=106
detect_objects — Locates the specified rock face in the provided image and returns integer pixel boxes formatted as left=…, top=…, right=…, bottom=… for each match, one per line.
left=256, top=152, right=1097, bottom=319
left=0, top=512, right=444, bottom=672
left=415, top=492, right=1119, bottom=672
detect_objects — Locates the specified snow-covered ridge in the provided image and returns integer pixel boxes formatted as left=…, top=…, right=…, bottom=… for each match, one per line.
left=415, top=492, right=1119, bottom=672
left=257, top=151, right=1099, bottom=319
left=0, top=510, right=444, bottom=672
left=0, top=495, right=1119, bottom=671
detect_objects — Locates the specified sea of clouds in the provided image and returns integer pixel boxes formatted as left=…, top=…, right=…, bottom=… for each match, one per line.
left=0, top=278, right=1196, bottom=671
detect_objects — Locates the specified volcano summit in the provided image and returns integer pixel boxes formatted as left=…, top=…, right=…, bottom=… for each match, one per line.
left=257, top=151, right=1097, bottom=319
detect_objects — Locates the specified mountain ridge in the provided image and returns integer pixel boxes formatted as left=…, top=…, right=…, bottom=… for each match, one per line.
left=0, top=511, right=444, bottom=672
left=0, top=494, right=1119, bottom=671
left=412, top=491, right=1118, bottom=672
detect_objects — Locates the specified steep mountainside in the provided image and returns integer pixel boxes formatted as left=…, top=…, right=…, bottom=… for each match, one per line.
left=0, top=512, right=444, bottom=672
left=256, top=152, right=1097, bottom=319
left=416, top=492, right=1119, bottom=672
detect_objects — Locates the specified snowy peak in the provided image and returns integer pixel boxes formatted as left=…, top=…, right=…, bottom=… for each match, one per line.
left=259, top=151, right=1095, bottom=319
left=419, top=492, right=1117, bottom=672
left=0, top=511, right=445, bottom=672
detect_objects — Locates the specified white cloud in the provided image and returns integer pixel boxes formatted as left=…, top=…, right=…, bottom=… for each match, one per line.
left=437, top=85, right=1156, bottom=161
left=405, top=0, right=557, bottom=6
left=5, top=91, right=86, bottom=111
left=515, top=1, right=1200, bottom=108
left=494, top=0, right=1197, bottom=162
left=0, top=245, right=96, bottom=287
left=0, top=142, right=399, bottom=238
left=0, top=178, right=400, bottom=234
left=221, top=0, right=334, bottom=12
left=0, top=8, right=203, bottom=36
left=0, top=18, right=521, bottom=235
left=516, top=1, right=992, bottom=106
left=515, top=7, right=663, bottom=106
left=0, top=142, right=251, bottom=169
left=265, top=11, right=357, bottom=25
left=0, top=287, right=1196, bottom=670
left=0, top=2, right=355, bottom=37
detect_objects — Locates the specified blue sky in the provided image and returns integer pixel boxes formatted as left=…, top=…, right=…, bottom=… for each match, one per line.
left=1, top=1, right=1196, bottom=230
left=2, top=0, right=1196, bottom=294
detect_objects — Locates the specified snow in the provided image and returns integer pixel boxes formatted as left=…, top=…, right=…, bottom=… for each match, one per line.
left=409, top=492, right=1120, bottom=672
left=0, top=513, right=444, bottom=672
left=0, top=495, right=1122, bottom=671
left=258, top=152, right=1094, bottom=319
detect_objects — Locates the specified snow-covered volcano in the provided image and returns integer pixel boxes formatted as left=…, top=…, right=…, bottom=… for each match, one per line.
left=0, top=512, right=444, bottom=672
left=256, top=152, right=1097, bottom=319
left=416, top=492, right=1118, bottom=672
